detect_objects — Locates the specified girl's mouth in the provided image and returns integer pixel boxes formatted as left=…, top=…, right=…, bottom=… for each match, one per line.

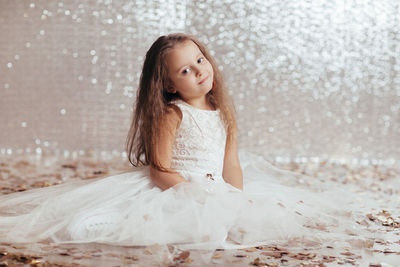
left=198, top=76, right=208, bottom=85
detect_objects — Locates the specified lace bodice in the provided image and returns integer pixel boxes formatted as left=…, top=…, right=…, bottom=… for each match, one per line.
left=170, top=100, right=227, bottom=183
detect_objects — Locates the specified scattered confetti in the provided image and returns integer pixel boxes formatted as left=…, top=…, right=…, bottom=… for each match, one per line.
left=0, top=154, right=399, bottom=266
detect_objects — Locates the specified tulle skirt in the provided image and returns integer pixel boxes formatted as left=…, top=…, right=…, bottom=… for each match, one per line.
left=0, top=152, right=383, bottom=255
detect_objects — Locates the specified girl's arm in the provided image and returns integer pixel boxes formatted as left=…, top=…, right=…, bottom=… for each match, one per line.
left=150, top=106, right=187, bottom=190
left=222, top=126, right=243, bottom=190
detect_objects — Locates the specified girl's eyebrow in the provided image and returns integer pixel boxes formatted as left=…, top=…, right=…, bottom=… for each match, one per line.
left=175, top=53, right=203, bottom=73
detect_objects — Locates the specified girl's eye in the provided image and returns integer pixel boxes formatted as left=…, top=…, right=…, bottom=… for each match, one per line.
left=182, top=68, right=190, bottom=74
left=197, top=57, right=204, bottom=63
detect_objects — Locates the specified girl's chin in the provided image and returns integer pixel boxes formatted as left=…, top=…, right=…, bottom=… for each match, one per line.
left=205, top=80, right=214, bottom=91
left=204, top=86, right=213, bottom=94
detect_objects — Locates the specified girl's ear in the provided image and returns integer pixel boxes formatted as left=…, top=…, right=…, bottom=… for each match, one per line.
left=167, top=86, right=176, bottom=94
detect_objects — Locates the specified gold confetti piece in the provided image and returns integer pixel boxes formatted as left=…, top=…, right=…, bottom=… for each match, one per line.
left=251, top=257, right=278, bottom=267
left=383, top=250, right=396, bottom=254
left=61, top=164, right=77, bottom=169
left=31, top=181, right=52, bottom=188
left=58, top=252, right=71, bottom=256
left=10, top=245, right=26, bottom=249
left=377, top=210, right=390, bottom=217
left=124, top=255, right=138, bottom=260
left=322, top=255, right=336, bottom=263
left=277, top=202, right=285, bottom=208
left=173, top=251, right=190, bottom=262
left=356, top=219, right=369, bottom=226
left=366, top=240, right=374, bottom=248
left=245, top=247, right=257, bottom=252
left=261, top=251, right=283, bottom=258
left=184, top=258, right=193, bottom=263
left=16, top=184, right=27, bottom=192
left=233, top=254, right=248, bottom=258
left=13, top=161, right=30, bottom=168
left=340, top=251, right=355, bottom=256
left=238, top=227, right=246, bottom=234
left=29, top=259, right=42, bottom=264
left=212, top=252, right=223, bottom=259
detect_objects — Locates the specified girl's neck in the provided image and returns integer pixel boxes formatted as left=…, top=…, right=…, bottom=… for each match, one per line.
left=180, top=97, right=215, bottom=111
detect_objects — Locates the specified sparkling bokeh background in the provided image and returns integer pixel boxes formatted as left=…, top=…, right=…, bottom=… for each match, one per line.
left=1, top=0, right=399, bottom=165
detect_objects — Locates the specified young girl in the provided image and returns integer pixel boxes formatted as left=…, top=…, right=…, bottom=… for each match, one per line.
left=0, top=33, right=376, bottom=261
left=126, top=33, right=243, bottom=191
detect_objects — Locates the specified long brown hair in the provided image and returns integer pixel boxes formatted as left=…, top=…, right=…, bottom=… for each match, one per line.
left=126, top=33, right=236, bottom=171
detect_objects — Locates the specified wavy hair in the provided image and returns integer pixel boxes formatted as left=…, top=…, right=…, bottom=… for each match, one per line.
left=126, top=33, right=236, bottom=171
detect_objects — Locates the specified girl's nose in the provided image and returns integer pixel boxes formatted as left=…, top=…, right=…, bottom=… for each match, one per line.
left=195, top=67, right=204, bottom=77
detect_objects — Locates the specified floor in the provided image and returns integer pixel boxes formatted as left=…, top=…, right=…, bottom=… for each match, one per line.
left=0, top=153, right=399, bottom=266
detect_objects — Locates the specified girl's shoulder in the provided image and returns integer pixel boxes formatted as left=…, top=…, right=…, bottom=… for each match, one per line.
left=164, top=103, right=183, bottom=130
left=169, top=99, right=190, bottom=116
left=169, top=99, right=187, bottom=110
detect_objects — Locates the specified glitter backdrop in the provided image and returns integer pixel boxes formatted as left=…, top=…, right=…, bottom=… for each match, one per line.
left=1, top=0, right=399, bottom=165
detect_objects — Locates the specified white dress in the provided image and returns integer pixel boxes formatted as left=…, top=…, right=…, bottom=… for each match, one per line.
left=0, top=100, right=379, bottom=255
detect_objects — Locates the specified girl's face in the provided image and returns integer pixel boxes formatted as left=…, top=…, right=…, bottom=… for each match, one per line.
left=166, top=40, right=214, bottom=106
